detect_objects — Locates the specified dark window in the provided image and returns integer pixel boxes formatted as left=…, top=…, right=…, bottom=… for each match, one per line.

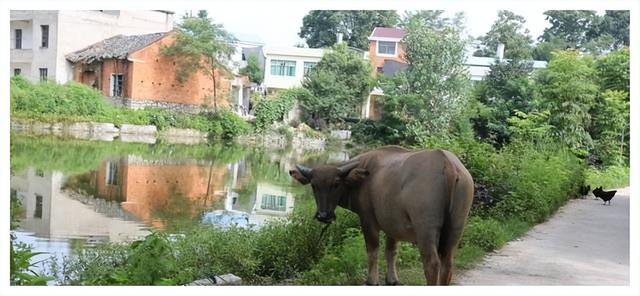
left=41, top=25, right=49, bottom=48
left=15, top=29, right=22, bottom=49
left=261, top=194, right=286, bottom=211
left=34, top=194, right=43, bottom=218
left=110, top=74, right=123, bottom=97
left=39, top=68, right=48, bottom=82
left=14, top=68, right=21, bottom=76
left=376, top=67, right=383, bottom=73
left=241, top=53, right=246, bottom=61
left=106, top=161, right=119, bottom=185
left=35, top=168, right=44, bottom=177
left=377, top=41, right=396, bottom=55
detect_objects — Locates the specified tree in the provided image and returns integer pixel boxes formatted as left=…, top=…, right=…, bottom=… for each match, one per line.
left=300, top=43, right=373, bottom=127
left=161, top=13, right=236, bottom=109
left=594, top=47, right=629, bottom=95
left=377, top=16, right=469, bottom=144
left=534, top=10, right=629, bottom=59
left=476, top=10, right=533, bottom=60
left=239, top=54, right=263, bottom=84
left=535, top=50, right=598, bottom=156
left=472, top=60, right=535, bottom=147
left=399, top=10, right=466, bottom=32
left=299, top=10, right=399, bottom=50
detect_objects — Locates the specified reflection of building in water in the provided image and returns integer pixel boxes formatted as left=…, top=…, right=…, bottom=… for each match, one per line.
left=86, top=155, right=229, bottom=228
left=10, top=167, right=149, bottom=243
left=223, top=181, right=295, bottom=227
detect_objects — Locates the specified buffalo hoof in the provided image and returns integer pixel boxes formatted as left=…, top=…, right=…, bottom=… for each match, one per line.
left=365, top=280, right=379, bottom=286
left=385, top=280, right=401, bottom=286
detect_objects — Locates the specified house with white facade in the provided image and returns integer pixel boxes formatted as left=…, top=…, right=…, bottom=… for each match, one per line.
left=262, top=46, right=325, bottom=91
left=10, top=10, right=174, bottom=83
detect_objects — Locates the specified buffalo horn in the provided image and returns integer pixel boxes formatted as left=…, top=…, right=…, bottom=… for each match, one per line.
left=295, top=164, right=313, bottom=179
left=337, top=161, right=360, bottom=176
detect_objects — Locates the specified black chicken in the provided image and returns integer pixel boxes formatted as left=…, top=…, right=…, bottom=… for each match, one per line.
left=579, top=184, right=591, bottom=199
left=592, top=186, right=616, bottom=206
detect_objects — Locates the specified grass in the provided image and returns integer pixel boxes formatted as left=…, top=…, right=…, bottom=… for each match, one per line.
left=585, top=165, right=629, bottom=189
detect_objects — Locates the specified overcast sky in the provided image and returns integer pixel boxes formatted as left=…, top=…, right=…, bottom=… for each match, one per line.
left=182, top=8, right=555, bottom=47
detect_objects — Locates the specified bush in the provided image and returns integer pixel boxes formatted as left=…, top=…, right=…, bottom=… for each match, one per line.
left=253, top=88, right=309, bottom=131
left=585, top=165, right=629, bottom=189
left=460, top=217, right=505, bottom=252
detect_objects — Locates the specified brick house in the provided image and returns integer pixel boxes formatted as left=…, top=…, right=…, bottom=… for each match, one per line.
left=66, top=31, right=235, bottom=112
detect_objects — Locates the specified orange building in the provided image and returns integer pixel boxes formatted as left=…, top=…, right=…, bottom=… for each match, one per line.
left=363, top=27, right=409, bottom=120
left=66, top=31, right=232, bottom=109
left=92, top=156, right=228, bottom=228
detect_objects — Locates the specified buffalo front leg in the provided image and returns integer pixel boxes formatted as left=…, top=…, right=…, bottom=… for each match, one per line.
left=385, top=236, right=400, bottom=285
left=362, top=227, right=380, bottom=285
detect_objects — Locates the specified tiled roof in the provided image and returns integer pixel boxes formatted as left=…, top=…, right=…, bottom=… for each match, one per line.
left=66, top=32, right=169, bottom=64
left=370, top=27, right=406, bottom=39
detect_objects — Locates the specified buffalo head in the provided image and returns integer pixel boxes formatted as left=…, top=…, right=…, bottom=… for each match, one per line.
left=289, top=161, right=369, bottom=224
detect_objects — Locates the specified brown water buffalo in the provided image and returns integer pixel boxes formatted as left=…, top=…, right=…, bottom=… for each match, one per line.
left=289, top=145, right=474, bottom=285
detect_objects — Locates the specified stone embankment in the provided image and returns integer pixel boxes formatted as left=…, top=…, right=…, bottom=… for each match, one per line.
left=10, top=120, right=207, bottom=145
left=11, top=120, right=328, bottom=151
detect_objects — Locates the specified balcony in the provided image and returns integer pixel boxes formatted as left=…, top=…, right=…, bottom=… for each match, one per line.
left=11, top=48, right=33, bottom=62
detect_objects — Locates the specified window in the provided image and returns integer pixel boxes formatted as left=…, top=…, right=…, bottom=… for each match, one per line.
left=377, top=41, right=396, bottom=55
left=110, top=74, right=124, bottom=97
left=39, top=68, right=48, bottom=82
left=41, top=25, right=49, bottom=48
left=303, top=62, right=317, bottom=75
left=35, top=168, right=44, bottom=177
left=14, top=68, right=21, bottom=76
left=34, top=194, right=43, bottom=218
left=270, top=60, right=296, bottom=76
left=106, top=161, right=119, bottom=185
left=261, top=194, right=286, bottom=211
left=376, top=67, right=383, bottom=73
left=15, top=29, right=22, bottom=49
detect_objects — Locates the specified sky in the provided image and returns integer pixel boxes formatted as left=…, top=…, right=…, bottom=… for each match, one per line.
left=183, top=7, right=555, bottom=47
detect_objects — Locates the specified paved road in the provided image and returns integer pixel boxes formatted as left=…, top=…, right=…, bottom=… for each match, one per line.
left=455, top=188, right=630, bottom=285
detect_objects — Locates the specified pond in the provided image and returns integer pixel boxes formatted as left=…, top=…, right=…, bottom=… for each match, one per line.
left=9, top=133, right=351, bottom=279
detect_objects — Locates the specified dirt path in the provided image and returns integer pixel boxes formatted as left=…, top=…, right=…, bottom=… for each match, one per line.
left=455, top=188, right=630, bottom=285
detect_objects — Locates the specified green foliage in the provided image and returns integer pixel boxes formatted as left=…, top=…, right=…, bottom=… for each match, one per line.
left=301, top=43, right=373, bottom=127
left=537, top=10, right=628, bottom=57
left=10, top=236, right=52, bottom=285
left=239, top=54, right=264, bottom=84
left=585, top=165, right=629, bottom=189
left=595, top=47, right=629, bottom=95
left=472, top=60, right=536, bottom=147
left=376, top=16, right=469, bottom=145
left=10, top=77, right=250, bottom=139
left=299, top=10, right=399, bottom=50
left=161, top=14, right=236, bottom=109
left=10, top=193, right=52, bottom=286
left=253, top=88, right=306, bottom=131
left=590, top=90, right=629, bottom=166
left=460, top=217, right=505, bottom=251
left=536, top=50, right=598, bottom=156
left=295, top=228, right=366, bottom=285
left=476, top=10, right=533, bottom=59
left=11, top=76, right=109, bottom=117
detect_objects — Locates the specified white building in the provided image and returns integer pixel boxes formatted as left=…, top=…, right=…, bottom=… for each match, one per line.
left=10, top=10, right=174, bottom=83
left=262, top=46, right=325, bottom=91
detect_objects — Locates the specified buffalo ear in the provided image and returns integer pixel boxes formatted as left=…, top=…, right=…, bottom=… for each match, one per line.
left=345, top=168, right=369, bottom=184
left=289, top=169, right=310, bottom=185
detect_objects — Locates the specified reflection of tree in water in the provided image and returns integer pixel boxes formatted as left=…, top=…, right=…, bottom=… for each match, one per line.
left=152, top=188, right=212, bottom=233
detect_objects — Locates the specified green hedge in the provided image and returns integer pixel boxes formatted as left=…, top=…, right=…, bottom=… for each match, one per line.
left=10, top=76, right=250, bottom=139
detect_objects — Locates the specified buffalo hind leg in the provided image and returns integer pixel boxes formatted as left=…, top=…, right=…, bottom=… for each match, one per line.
left=437, top=227, right=464, bottom=285
left=362, top=226, right=380, bottom=285
left=385, top=236, right=400, bottom=285
left=417, top=230, right=441, bottom=285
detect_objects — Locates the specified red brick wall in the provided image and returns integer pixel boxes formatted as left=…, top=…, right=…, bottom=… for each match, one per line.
left=368, top=40, right=407, bottom=75
left=127, top=34, right=231, bottom=107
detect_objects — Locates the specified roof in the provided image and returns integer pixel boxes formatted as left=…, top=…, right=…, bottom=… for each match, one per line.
left=369, top=27, right=406, bottom=40
left=66, top=32, right=169, bottom=64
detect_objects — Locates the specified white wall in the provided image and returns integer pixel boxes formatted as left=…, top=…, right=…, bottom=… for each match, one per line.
left=9, top=10, right=174, bottom=83
left=263, top=47, right=324, bottom=90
